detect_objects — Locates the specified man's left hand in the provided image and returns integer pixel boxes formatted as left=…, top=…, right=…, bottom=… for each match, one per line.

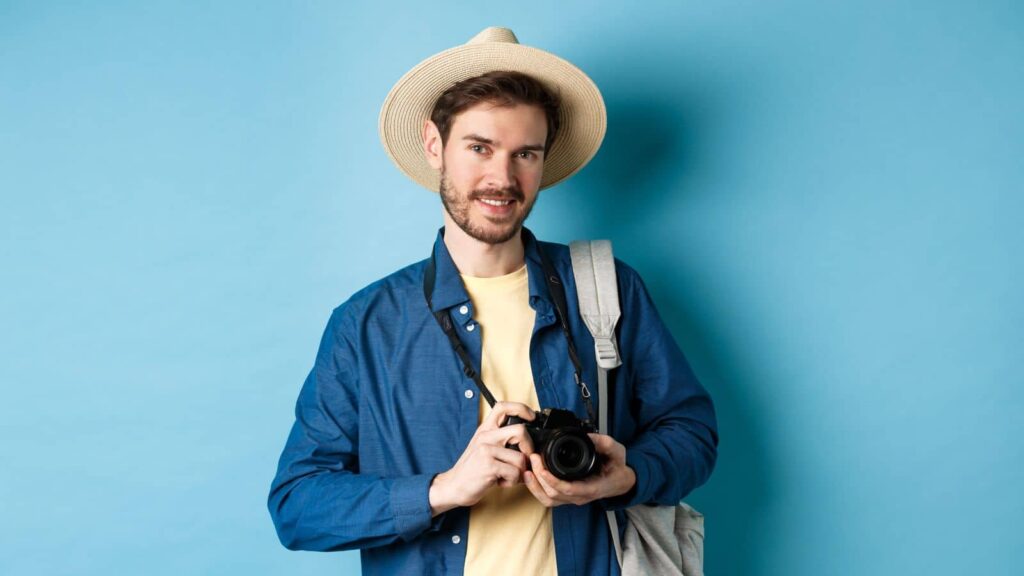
left=523, top=433, right=636, bottom=507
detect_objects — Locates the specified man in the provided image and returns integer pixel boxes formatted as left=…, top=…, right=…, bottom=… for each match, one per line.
left=268, top=27, right=718, bottom=575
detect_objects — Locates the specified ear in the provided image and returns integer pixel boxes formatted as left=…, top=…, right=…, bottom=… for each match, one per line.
left=422, top=120, right=443, bottom=170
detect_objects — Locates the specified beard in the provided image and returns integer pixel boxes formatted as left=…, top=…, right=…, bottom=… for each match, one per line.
left=438, top=167, right=537, bottom=245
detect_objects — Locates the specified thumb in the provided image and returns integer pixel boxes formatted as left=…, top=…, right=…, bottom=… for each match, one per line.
left=588, top=433, right=620, bottom=456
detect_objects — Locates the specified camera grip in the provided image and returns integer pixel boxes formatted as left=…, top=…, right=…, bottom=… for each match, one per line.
left=501, top=415, right=535, bottom=458
left=502, top=415, right=529, bottom=427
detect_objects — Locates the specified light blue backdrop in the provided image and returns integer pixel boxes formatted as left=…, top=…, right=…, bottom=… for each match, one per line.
left=2, top=1, right=1021, bottom=574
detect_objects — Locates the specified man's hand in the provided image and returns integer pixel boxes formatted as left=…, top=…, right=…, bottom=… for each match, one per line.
left=523, top=433, right=636, bottom=507
left=428, top=401, right=536, bottom=516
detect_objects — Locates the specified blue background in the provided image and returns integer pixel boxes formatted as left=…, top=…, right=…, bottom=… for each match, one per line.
left=2, top=1, right=1021, bottom=574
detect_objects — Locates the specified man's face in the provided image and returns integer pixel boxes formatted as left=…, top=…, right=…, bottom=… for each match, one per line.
left=430, top=102, right=548, bottom=245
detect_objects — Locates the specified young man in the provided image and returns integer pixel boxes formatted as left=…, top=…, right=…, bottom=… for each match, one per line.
left=268, top=27, right=718, bottom=575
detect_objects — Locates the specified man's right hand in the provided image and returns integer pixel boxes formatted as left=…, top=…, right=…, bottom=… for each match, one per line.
left=428, top=401, right=536, bottom=516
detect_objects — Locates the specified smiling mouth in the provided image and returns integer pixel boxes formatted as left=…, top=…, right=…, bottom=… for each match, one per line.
left=478, top=198, right=515, bottom=206
left=474, top=197, right=519, bottom=219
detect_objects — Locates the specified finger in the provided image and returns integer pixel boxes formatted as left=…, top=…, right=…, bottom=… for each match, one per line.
left=504, top=431, right=535, bottom=456
left=481, top=401, right=536, bottom=431
left=535, top=465, right=577, bottom=496
left=523, top=471, right=557, bottom=507
left=529, top=454, right=567, bottom=501
left=484, top=444, right=529, bottom=472
left=492, top=460, right=523, bottom=486
left=477, top=425, right=536, bottom=455
left=482, top=401, right=535, bottom=431
left=532, top=455, right=597, bottom=503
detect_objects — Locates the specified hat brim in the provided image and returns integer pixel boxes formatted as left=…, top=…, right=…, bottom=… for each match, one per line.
left=379, top=42, right=607, bottom=192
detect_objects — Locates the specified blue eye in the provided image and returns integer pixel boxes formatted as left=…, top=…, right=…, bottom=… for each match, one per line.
left=470, top=144, right=485, bottom=153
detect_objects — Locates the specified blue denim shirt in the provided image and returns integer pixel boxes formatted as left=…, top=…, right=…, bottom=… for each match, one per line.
left=268, top=227, right=718, bottom=575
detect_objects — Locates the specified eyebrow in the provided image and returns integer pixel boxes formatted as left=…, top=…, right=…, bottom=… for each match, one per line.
left=462, top=133, right=546, bottom=153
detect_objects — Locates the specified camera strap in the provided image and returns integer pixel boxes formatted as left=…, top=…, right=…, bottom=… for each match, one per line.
left=423, top=238, right=596, bottom=424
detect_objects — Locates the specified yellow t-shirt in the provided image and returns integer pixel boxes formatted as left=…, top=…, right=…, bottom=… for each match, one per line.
left=460, top=264, right=557, bottom=576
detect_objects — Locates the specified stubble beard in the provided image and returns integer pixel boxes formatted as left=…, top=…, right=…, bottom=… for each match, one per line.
left=438, top=167, right=537, bottom=245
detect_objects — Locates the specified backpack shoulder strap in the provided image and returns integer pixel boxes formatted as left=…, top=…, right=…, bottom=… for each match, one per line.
left=569, top=239, right=622, bottom=372
left=569, top=239, right=625, bottom=570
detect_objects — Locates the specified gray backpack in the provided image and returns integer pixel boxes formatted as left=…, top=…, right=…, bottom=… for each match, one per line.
left=569, top=240, right=705, bottom=576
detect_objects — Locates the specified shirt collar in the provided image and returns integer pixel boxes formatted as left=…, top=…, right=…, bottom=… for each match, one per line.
left=426, top=226, right=555, bottom=314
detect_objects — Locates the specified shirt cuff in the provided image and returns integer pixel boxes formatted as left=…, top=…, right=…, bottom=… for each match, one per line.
left=601, top=450, right=651, bottom=511
left=389, top=473, right=437, bottom=541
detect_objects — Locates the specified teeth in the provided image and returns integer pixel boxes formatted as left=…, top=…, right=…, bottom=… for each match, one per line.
left=479, top=198, right=512, bottom=206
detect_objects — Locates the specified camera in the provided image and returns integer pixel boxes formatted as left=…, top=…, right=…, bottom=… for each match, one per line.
left=502, top=408, right=602, bottom=481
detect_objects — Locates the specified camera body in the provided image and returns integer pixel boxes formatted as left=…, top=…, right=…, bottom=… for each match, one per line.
left=503, top=408, right=602, bottom=481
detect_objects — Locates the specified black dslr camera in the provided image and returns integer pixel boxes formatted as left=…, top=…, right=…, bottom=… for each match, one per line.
left=502, top=408, right=602, bottom=481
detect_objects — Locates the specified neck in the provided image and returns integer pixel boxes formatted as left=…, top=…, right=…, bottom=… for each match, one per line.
left=441, top=212, right=526, bottom=278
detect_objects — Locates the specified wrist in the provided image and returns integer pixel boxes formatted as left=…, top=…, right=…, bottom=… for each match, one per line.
left=428, top=471, right=458, bottom=517
left=621, top=464, right=637, bottom=495
left=604, top=464, right=636, bottom=500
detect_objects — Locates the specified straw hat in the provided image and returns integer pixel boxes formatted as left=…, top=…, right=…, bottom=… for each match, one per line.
left=378, top=26, right=607, bottom=192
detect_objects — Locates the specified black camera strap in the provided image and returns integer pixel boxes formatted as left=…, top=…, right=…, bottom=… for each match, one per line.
left=533, top=243, right=596, bottom=423
left=423, top=240, right=596, bottom=424
left=423, top=252, right=498, bottom=408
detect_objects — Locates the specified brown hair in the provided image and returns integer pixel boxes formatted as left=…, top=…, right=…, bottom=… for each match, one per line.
left=429, top=70, right=562, bottom=154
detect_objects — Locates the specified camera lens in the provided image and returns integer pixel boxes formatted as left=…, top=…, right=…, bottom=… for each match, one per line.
left=556, top=441, right=584, bottom=468
left=544, top=431, right=597, bottom=481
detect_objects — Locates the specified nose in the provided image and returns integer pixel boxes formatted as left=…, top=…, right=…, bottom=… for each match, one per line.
left=483, top=155, right=515, bottom=191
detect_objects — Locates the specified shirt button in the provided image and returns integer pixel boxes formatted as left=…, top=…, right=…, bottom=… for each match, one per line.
left=467, top=323, right=476, bottom=332
left=464, top=389, right=474, bottom=399
left=452, top=535, right=461, bottom=544
left=459, top=305, right=469, bottom=315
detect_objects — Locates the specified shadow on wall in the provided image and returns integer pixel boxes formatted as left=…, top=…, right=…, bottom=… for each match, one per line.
left=573, top=90, right=778, bottom=575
